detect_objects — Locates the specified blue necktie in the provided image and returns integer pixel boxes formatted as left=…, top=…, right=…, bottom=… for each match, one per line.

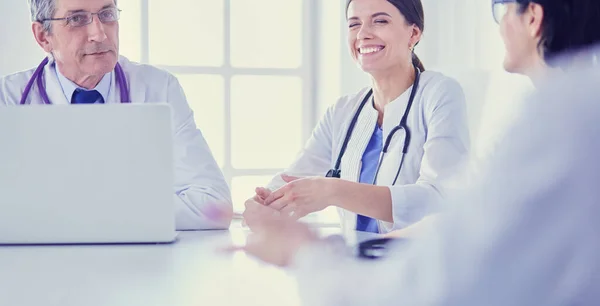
left=71, top=89, right=103, bottom=104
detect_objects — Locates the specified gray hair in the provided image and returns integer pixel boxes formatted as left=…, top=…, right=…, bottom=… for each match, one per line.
left=27, top=0, right=118, bottom=33
left=27, top=0, right=55, bottom=32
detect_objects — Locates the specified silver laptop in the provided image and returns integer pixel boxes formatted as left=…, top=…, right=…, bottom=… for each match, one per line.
left=0, top=103, right=177, bottom=244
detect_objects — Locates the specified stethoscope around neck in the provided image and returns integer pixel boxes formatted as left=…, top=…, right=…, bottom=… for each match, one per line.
left=326, top=65, right=421, bottom=186
left=19, top=57, right=131, bottom=105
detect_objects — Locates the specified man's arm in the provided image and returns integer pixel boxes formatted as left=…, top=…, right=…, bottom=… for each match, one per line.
left=167, top=75, right=233, bottom=230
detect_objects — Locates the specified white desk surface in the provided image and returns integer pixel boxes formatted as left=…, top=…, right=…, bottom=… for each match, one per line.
left=0, top=224, right=372, bottom=306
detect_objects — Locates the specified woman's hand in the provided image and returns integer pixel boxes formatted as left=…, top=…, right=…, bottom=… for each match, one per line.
left=264, top=174, right=340, bottom=219
left=242, top=187, right=281, bottom=230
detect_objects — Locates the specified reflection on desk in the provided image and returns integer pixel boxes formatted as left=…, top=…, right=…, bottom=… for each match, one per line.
left=0, top=225, right=376, bottom=306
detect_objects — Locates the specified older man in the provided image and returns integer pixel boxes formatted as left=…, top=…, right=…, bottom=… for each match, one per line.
left=0, top=0, right=232, bottom=230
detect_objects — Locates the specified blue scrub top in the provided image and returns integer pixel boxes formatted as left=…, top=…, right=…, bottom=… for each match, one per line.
left=356, top=124, right=383, bottom=233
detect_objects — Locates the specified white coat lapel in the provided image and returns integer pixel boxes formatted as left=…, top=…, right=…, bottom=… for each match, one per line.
left=339, top=92, right=378, bottom=183
left=339, top=90, right=378, bottom=234
left=375, top=88, right=412, bottom=187
left=104, top=69, right=119, bottom=104
left=111, top=57, right=137, bottom=104
left=375, top=129, right=407, bottom=186
left=376, top=88, right=414, bottom=233
left=43, top=58, right=70, bottom=105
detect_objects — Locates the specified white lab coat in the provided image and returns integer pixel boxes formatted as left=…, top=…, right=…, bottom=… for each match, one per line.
left=0, top=55, right=232, bottom=230
left=290, top=61, right=600, bottom=306
left=267, top=71, right=470, bottom=234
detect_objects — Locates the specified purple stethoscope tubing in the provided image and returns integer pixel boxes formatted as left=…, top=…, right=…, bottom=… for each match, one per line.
left=19, top=57, right=130, bottom=105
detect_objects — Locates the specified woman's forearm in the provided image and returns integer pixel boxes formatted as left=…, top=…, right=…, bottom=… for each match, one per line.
left=330, top=179, right=393, bottom=222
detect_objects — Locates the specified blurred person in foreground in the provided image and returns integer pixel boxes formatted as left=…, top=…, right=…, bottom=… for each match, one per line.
left=384, top=0, right=600, bottom=238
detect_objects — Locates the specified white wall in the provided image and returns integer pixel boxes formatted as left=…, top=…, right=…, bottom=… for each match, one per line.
left=0, top=1, right=45, bottom=77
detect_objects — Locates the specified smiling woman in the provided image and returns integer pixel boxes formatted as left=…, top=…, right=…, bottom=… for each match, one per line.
left=347, top=0, right=425, bottom=74
left=243, top=0, right=470, bottom=236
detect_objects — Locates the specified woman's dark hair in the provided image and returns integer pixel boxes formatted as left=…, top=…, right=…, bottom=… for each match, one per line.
left=516, top=0, right=600, bottom=67
left=346, top=0, right=426, bottom=71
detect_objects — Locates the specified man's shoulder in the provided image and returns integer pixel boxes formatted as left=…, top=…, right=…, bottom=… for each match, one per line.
left=0, top=66, right=36, bottom=86
left=0, top=66, right=37, bottom=105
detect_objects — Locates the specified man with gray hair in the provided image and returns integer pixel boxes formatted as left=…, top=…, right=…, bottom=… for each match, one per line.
left=0, top=0, right=233, bottom=230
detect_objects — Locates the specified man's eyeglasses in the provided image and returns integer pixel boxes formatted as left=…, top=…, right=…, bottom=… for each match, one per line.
left=42, top=7, right=121, bottom=28
left=492, top=0, right=516, bottom=24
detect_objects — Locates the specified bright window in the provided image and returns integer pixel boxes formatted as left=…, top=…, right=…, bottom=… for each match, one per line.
left=119, top=0, right=340, bottom=225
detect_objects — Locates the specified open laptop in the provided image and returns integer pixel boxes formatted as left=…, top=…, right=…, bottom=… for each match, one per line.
left=0, top=103, right=177, bottom=244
